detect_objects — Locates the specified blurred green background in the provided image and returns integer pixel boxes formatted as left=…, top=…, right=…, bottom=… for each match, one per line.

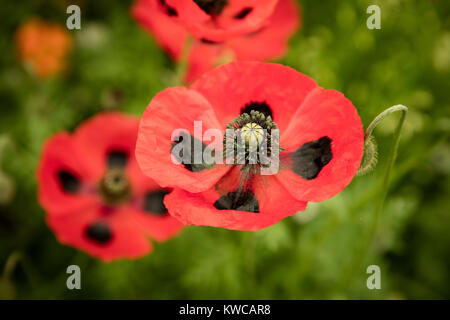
left=0, top=0, right=449, bottom=299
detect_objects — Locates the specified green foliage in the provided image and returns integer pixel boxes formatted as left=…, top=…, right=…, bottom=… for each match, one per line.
left=0, top=0, right=449, bottom=299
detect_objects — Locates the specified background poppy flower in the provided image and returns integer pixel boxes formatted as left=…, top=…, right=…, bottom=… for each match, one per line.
left=186, top=0, right=300, bottom=81
left=15, top=18, right=72, bottom=79
left=132, top=0, right=300, bottom=82
left=160, top=0, right=278, bottom=42
left=136, top=61, right=364, bottom=231
left=37, top=112, right=183, bottom=261
left=133, top=0, right=299, bottom=82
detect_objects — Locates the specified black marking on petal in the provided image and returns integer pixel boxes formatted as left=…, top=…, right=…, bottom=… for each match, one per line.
left=57, top=170, right=80, bottom=193
left=85, top=222, right=112, bottom=244
left=143, top=190, right=170, bottom=215
left=292, top=137, right=333, bottom=180
left=240, top=101, right=273, bottom=119
left=234, top=7, right=253, bottom=19
left=214, top=189, right=259, bottom=213
left=159, top=0, right=178, bottom=16
left=194, top=0, right=228, bottom=15
left=200, top=38, right=222, bottom=45
left=107, top=150, right=128, bottom=169
left=171, top=132, right=212, bottom=172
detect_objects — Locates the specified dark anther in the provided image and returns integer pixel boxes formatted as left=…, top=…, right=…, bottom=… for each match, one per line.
left=85, top=222, right=112, bottom=244
left=292, top=137, right=333, bottom=180
left=57, top=170, right=80, bottom=193
left=234, top=7, right=253, bottom=19
left=194, top=0, right=228, bottom=15
left=171, top=132, right=212, bottom=172
left=159, top=0, right=178, bottom=16
left=214, top=189, right=259, bottom=213
left=240, top=101, right=273, bottom=119
left=143, top=190, right=170, bottom=215
left=107, top=150, right=128, bottom=169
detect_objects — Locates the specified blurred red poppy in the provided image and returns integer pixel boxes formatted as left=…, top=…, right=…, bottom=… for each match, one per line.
left=186, top=0, right=300, bottom=81
left=135, top=62, right=364, bottom=231
left=15, top=19, right=72, bottom=79
left=37, top=113, right=183, bottom=261
left=132, top=0, right=298, bottom=81
left=155, top=0, right=278, bottom=41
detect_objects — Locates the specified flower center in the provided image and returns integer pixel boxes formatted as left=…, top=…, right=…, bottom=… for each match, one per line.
left=241, top=122, right=264, bottom=145
left=194, top=0, right=228, bottom=15
left=224, top=110, right=280, bottom=173
left=98, top=168, right=131, bottom=206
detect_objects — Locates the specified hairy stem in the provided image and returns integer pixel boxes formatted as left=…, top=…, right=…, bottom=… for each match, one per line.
left=341, top=104, right=408, bottom=292
left=367, top=105, right=408, bottom=246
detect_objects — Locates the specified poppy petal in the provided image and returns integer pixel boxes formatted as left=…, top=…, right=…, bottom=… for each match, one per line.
left=46, top=204, right=153, bottom=262
left=77, top=112, right=155, bottom=198
left=277, top=87, right=364, bottom=202
left=227, top=0, right=300, bottom=60
left=73, top=112, right=141, bottom=188
left=190, top=61, right=318, bottom=131
left=37, top=133, right=98, bottom=215
left=165, top=170, right=307, bottom=231
left=130, top=202, right=184, bottom=242
left=212, top=0, right=278, bottom=37
left=136, top=86, right=230, bottom=193
left=132, top=0, right=188, bottom=59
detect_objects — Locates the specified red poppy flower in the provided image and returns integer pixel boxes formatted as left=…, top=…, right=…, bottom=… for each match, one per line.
left=157, top=0, right=278, bottom=42
left=37, top=113, right=183, bottom=261
left=135, top=62, right=364, bottom=231
left=185, top=0, right=299, bottom=82
left=132, top=0, right=299, bottom=82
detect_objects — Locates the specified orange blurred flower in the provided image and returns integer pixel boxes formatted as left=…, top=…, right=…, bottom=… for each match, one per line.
left=15, top=19, right=72, bottom=79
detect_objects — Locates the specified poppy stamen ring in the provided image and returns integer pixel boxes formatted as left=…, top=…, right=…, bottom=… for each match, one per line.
left=224, top=110, right=280, bottom=172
